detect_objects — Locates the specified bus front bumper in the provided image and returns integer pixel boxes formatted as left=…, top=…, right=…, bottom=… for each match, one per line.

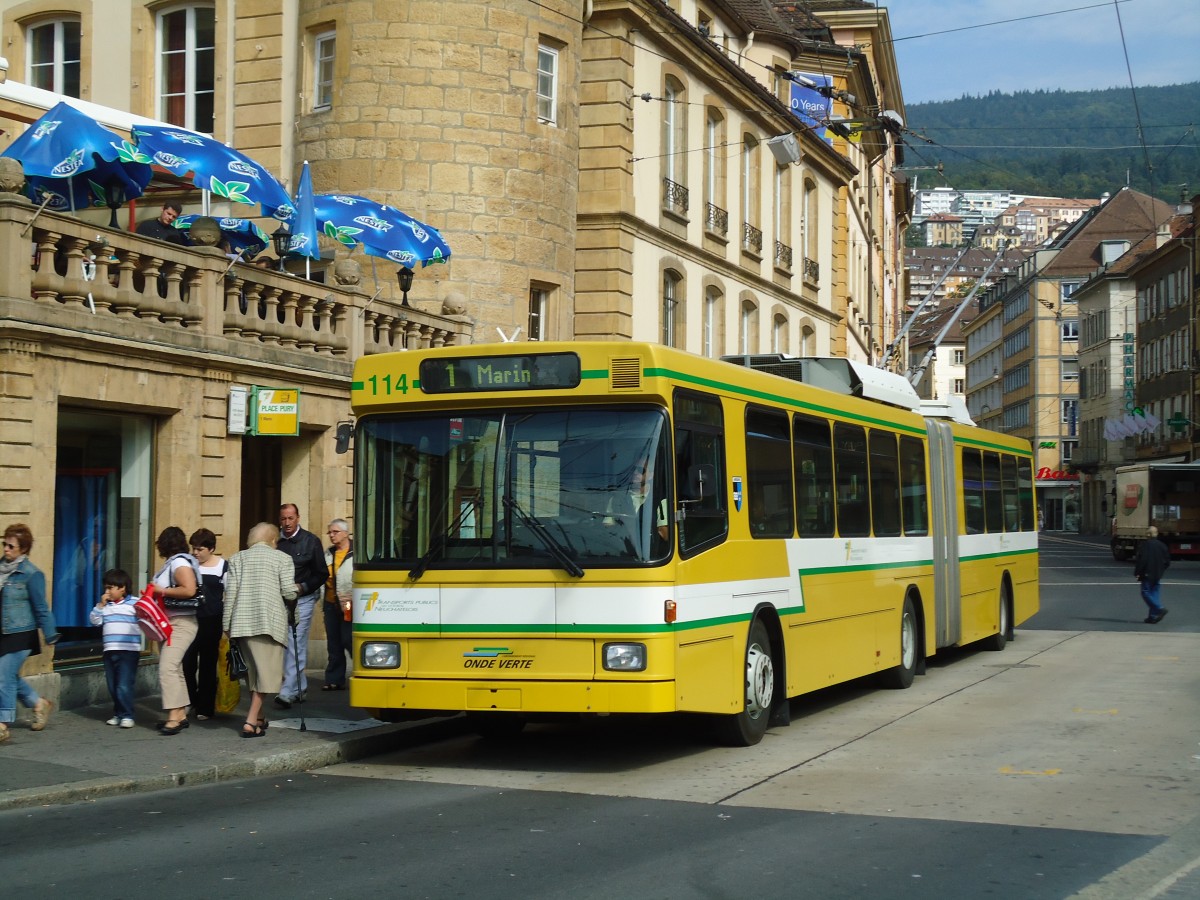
left=350, top=676, right=679, bottom=715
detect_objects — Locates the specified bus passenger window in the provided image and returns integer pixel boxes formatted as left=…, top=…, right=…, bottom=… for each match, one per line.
left=674, top=391, right=727, bottom=556
left=962, top=448, right=985, bottom=534
left=869, top=430, right=901, bottom=537
left=1017, top=456, right=1036, bottom=531
left=746, top=406, right=794, bottom=538
left=983, top=452, right=1003, bottom=533
left=1000, top=454, right=1020, bottom=531
left=834, top=422, right=870, bottom=537
left=793, top=414, right=834, bottom=537
left=899, top=436, right=928, bottom=536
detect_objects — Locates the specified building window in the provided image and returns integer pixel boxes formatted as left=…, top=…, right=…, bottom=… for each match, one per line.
left=1061, top=358, right=1079, bottom=380
left=28, top=19, right=81, bottom=97
left=662, top=270, right=681, bottom=348
left=158, top=5, right=215, bottom=133
left=953, top=348, right=965, bottom=365
left=1061, top=320, right=1079, bottom=341
left=1060, top=282, right=1080, bottom=303
left=529, top=286, right=549, bottom=340
left=740, top=299, right=757, bottom=354
left=313, top=30, right=335, bottom=110
left=1062, top=399, right=1078, bottom=432
left=703, top=286, right=720, bottom=358
left=742, top=136, right=759, bottom=229
left=663, top=76, right=686, bottom=184
left=953, top=378, right=965, bottom=394
left=772, top=313, right=788, bottom=354
left=536, top=43, right=558, bottom=125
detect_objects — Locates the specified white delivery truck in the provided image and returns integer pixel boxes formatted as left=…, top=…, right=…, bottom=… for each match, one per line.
left=1110, top=462, right=1200, bottom=560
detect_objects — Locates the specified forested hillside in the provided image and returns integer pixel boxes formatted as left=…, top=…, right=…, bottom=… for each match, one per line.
left=903, top=83, right=1200, bottom=203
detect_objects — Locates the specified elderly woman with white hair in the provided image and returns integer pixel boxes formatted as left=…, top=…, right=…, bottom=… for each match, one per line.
left=222, top=522, right=298, bottom=738
left=321, top=518, right=354, bottom=691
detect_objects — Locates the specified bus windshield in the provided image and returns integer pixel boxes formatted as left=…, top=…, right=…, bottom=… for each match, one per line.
left=356, top=407, right=672, bottom=572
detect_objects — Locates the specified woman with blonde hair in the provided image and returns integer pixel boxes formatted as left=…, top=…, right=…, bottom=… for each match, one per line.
left=223, top=522, right=298, bottom=737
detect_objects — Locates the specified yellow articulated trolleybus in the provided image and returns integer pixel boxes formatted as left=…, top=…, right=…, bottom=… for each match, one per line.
left=348, top=342, right=1039, bottom=745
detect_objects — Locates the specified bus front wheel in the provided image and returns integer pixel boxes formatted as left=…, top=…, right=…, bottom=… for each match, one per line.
left=877, top=596, right=918, bottom=689
left=714, top=618, right=775, bottom=747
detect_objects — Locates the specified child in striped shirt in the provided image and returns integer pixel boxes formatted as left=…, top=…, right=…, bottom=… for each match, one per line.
left=90, top=569, right=141, bottom=728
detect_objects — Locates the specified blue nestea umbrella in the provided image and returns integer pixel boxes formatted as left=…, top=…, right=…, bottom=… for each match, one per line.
left=313, top=193, right=450, bottom=267
left=174, top=215, right=269, bottom=257
left=288, top=160, right=321, bottom=260
left=133, top=124, right=294, bottom=220
left=1, top=101, right=152, bottom=212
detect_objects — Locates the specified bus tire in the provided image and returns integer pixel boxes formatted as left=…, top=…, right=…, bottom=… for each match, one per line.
left=466, top=712, right=526, bottom=740
left=714, top=618, right=775, bottom=747
left=877, top=596, right=917, bottom=689
left=982, top=583, right=1011, bottom=651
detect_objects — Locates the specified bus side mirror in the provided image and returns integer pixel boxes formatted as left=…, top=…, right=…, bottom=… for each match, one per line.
left=334, top=422, right=353, bottom=454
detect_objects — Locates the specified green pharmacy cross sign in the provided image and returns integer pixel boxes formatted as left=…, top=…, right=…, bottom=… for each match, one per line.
left=1167, top=412, right=1189, bottom=433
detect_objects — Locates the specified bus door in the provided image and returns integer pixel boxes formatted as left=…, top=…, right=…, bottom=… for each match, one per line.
left=925, top=420, right=961, bottom=647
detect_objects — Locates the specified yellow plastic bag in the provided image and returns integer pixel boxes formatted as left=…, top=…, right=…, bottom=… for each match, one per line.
left=216, top=634, right=241, bottom=714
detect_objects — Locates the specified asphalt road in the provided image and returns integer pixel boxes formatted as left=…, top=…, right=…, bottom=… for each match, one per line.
left=3, top=537, right=1197, bottom=899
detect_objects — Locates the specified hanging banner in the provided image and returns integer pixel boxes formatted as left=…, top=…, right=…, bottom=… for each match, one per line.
left=250, top=386, right=301, bottom=436
left=789, top=75, right=833, bottom=145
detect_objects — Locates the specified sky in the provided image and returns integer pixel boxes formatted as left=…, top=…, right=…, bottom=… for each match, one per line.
left=882, top=0, right=1200, bottom=104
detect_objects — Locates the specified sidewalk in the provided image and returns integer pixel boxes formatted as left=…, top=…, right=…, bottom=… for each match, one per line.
left=0, top=677, right=466, bottom=812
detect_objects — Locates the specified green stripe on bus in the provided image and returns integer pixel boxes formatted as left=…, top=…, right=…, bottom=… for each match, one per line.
left=354, top=612, right=753, bottom=636
left=960, top=547, right=1039, bottom=563
left=955, top=435, right=1033, bottom=456
left=800, top=558, right=935, bottom=576
left=581, top=369, right=608, bottom=380
left=643, top=367, right=927, bottom=435
left=351, top=381, right=363, bottom=390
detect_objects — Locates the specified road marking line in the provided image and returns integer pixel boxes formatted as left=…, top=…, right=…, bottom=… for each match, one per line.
left=1072, top=707, right=1118, bottom=715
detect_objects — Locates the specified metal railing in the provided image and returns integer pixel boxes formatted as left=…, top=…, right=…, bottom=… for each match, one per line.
left=774, top=241, right=793, bottom=271
left=663, top=178, right=689, bottom=216
left=742, top=222, right=762, bottom=254
left=803, top=256, right=820, bottom=283
left=704, top=202, right=728, bottom=236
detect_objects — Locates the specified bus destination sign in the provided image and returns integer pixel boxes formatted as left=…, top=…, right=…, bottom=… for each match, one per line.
left=420, top=353, right=581, bottom=393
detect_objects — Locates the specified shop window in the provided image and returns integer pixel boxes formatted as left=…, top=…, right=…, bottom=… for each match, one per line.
left=53, top=410, right=155, bottom=659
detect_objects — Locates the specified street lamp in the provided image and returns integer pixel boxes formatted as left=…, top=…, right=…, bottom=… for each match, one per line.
left=271, top=223, right=291, bottom=272
left=397, top=266, right=414, bottom=308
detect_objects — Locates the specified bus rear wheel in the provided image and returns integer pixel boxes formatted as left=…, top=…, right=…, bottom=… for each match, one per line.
left=982, top=584, right=1011, bottom=651
left=714, top=618, right=775, bottom=747
left=877, top=596, right=917, bottom=689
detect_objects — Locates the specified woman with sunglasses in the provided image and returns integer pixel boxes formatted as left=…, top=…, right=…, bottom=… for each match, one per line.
left=0, top=523, right=59, bottom=744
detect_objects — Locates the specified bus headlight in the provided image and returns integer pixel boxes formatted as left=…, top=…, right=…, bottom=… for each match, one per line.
left=361, top=641, right=400, bottom=668
left=603, top=642, right=646, bottom=671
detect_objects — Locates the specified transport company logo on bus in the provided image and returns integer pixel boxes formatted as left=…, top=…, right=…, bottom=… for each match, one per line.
left=463, top=647, right=533, bottom=670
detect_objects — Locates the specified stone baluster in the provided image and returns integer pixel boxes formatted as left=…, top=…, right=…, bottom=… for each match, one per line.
left=330, top=304, right=350, bottom=357
left=110, top=251, right=141, bottom=317
left=223, top=276, right=245, bottom=337
left=312, top=298, right=334, bottom=354
left=295, top=295, right=318, bottom=351
left=259, top=285, right=283, bottom=344
left=277, top=290, right=302, bottom=348
left=31, top=232, right=62, bottom=303
left=59, top=237, right=91, bottom=309
left=181, top=265, right=204, bottom=327
left=158, top=262, right=186, bottom=325
left=135, top=255, right=167, bottom=321
left=238, top=282, right=265, bottom=341
left=430, top=328, right=448, bottom=348
left=89, top=247, right=117, bottom=314
left=362, top=308, right=380, bottom=354
left=405, top=321, right=424, bottom=350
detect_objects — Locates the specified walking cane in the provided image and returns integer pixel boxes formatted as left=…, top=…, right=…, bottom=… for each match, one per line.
left=289, top=603, right=307, bottom=733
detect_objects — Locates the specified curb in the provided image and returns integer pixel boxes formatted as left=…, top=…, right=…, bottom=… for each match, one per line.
left=0, top=715, right=469, bottom=812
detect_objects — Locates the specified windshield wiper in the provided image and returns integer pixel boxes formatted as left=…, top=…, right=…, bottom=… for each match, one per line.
left=502, top=495, right=584, bottom=577
left=408, top=501, right=477, bottom=581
